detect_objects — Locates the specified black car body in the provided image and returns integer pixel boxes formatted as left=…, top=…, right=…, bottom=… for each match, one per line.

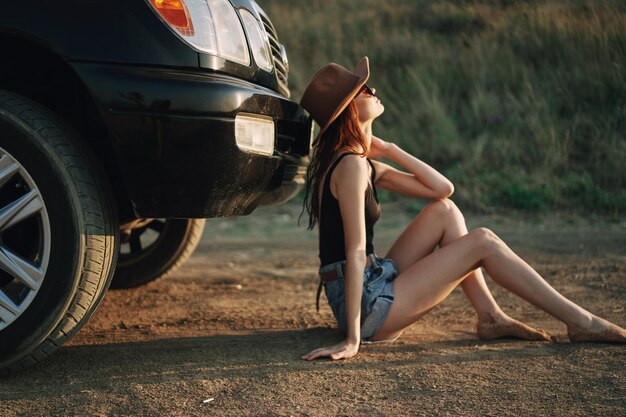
left=0, top=0, right=311, bottom=373
left=0, top=0, right=311, bottom=219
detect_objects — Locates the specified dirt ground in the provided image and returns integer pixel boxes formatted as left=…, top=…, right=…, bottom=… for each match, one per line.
left=1, top=201, right=625, bottom=416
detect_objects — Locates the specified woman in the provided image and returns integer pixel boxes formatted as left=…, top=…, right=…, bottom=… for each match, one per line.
left=298, top=57, right=626, bottom=361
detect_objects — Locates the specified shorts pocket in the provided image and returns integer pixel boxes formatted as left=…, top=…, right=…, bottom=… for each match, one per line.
left=379, top=258, right=398, bottom=281
left=363, top=264, right=384, bottom=285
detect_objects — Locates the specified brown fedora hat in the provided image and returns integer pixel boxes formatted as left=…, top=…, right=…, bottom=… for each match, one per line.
left=300, top=56, right=369, bottom=138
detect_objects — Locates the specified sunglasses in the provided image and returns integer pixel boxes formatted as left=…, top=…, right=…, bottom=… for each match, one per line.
left=360, top=84, right=376, bottom=97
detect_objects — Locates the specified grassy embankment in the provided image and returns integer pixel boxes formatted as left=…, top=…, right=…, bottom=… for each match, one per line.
left=262, top=0, right=626, bottom=215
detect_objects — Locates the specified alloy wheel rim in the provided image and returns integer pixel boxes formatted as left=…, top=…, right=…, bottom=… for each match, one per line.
left=0, top=147, right=51, bottom=331
left=119, top=219, right=168, bottom=266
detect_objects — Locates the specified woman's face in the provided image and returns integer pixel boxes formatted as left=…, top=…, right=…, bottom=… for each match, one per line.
left=354, top=85, right=384, bottom=123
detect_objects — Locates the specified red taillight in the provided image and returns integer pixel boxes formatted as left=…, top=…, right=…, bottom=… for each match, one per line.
left=149, top=0, right=194, bottom=36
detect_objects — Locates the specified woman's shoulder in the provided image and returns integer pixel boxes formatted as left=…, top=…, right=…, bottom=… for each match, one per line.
left=332, top=153, right=370, bottom=189
left=334, top=153, right=368, bottom=174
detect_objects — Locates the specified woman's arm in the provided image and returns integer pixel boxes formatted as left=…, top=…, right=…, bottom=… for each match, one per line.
left=368, top=136, right=454, bottom=199
left=336, top=156, right=368, bottom=347
left=302, top=155, right=368, bottom=361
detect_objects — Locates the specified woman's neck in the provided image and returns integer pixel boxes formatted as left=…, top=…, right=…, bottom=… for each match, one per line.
left=359, top=121, right=373, bottom=142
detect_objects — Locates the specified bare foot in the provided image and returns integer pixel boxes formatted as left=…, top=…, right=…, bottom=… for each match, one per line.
left=568, top=316, right=626, bottom=343
left=477, top=313, right=551, bottom=341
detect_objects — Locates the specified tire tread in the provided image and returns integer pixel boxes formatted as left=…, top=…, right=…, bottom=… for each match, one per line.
left=0, top=90, right=118, bottom=375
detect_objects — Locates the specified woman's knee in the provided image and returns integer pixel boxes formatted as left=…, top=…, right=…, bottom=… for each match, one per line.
left=469, top=227, right=503, bottom=255
left=423, top=198, right=464, bottom=223
left=424, top=198, right=465, bottom=224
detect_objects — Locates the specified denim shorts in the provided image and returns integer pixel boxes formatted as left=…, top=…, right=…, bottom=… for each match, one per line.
left=319, top=256, right=399, bottom=343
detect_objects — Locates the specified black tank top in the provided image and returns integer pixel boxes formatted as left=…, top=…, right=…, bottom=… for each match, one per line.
left=318, top=152, right=381, bottom=266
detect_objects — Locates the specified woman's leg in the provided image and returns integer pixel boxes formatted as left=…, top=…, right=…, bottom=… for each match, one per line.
left=385, top=199, right=548, bottom=340
left=372, top=227, right=626, bottom=342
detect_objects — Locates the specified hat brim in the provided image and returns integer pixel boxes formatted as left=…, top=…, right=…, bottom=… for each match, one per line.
left=316, top=56, right=370, bottom=138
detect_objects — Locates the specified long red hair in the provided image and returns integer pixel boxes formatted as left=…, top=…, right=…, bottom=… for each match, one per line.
left=300, top=100, right=369, bottom=230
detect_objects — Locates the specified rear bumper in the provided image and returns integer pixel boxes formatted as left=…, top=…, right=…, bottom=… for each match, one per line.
left=72, top=62, right=311, bottom=218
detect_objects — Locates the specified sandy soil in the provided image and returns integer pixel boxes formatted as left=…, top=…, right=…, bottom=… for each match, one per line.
left=1, top=202, right=625, bottom=416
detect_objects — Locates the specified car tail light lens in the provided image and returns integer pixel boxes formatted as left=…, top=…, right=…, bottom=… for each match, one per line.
left=235, top=114, right=275, bottom=156
left=239, top=9, right=272, bottom=72
left=147, top=0, right=250, bottom=66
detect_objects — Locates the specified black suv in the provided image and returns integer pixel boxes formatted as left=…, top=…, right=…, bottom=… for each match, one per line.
left=0, top=0, right=311, bottom=373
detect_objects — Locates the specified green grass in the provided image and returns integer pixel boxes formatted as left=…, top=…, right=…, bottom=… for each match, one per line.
left=261, top=0, right=626, bottom=215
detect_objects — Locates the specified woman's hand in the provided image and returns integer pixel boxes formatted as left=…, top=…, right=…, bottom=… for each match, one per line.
left=301, top=339, right=360, bottom=361
left=367, top=135, right=393, bottom=160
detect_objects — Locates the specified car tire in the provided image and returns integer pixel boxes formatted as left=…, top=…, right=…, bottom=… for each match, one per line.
left=0, top=90, right=118, bottom=374
left=110, top=218, right=205, bottom=289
